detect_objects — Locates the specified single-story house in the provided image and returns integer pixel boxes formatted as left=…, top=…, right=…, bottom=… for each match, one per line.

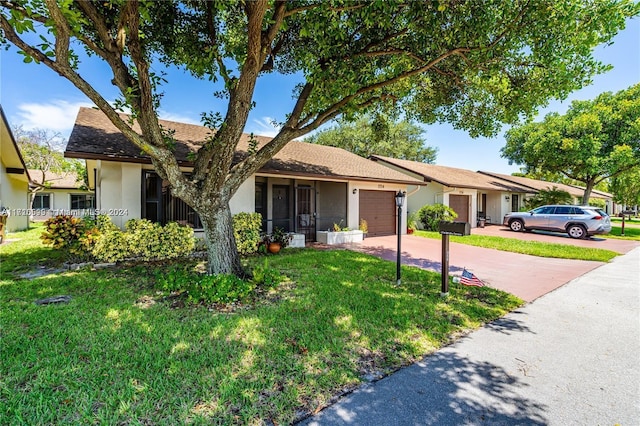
left=0, top=106, right=31, bottom=234
left=478, top=171, right=614, bottom=213
left=64, top=107, right=423, bottom=241
left=28, top=169, right=94, bottom=221
left=370, top=155, right=535, bottom=227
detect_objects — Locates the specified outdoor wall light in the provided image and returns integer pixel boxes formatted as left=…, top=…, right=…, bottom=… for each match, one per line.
left=352, top=188, right=357, bottom=194
left=505, top=195, right=511, bottom=201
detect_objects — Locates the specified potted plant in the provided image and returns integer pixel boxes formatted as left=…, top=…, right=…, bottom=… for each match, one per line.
left=266, top=227, right=291, bottom=254
left=359, top=218, right=368, bottom=239
left=407, top=211, right=419, bottom=234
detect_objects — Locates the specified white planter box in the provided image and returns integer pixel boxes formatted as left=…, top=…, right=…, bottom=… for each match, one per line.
left=288, top=233, right=305, bottom=248
left=316, top=230, right=364, bottom=245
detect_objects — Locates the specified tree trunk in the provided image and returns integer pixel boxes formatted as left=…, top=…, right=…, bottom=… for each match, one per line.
left=582, top=181, right=595, bottom=205
left=198, top=203, right=246, bottom=277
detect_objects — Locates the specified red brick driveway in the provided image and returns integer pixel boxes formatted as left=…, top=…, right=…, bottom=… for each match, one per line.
left=345, top=227, right=639, bottom=303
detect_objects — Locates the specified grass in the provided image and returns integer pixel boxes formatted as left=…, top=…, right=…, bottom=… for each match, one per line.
left=414, top=230, right=619, bottom=262
left=0, top=227, right=522, bottom=425
left=605, top=225, right=640, bottom=239
left=0, top=224, right=66, bottom=277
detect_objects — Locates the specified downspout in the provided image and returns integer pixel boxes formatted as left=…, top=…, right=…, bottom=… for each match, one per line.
left=96, top=160, right=102, bottom=213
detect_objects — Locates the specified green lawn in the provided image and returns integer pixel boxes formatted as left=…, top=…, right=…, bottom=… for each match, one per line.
left=414, top=230, right=619, bottom=262
left=605, top=225, right=640, bottom=239
left=0, top=227, right=522, bottom=424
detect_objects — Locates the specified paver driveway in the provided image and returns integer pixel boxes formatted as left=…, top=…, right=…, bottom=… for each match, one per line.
left=347, top=231, right=638, bottom=302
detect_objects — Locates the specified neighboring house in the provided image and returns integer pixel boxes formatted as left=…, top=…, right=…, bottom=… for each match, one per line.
left=28, top=169, right=94, bottom=221
left=64, top=107, right=423, bottom=240
left=478, top=171, right=614, bottom=214
left=0, top=106, right=31, bottom=233
left=370, top=155, right=535, bottom=228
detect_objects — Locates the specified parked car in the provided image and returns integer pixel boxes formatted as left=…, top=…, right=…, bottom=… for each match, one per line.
left=503, top=205, right=611, bottom=239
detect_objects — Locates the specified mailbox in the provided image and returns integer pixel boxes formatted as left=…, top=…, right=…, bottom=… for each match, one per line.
left=439, top=221, right=470, bottom=236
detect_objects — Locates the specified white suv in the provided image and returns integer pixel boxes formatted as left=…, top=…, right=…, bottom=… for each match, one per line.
left=503, top=205, right=611, bottom=239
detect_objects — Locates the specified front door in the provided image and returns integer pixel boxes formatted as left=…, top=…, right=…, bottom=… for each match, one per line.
left=296, top=186, right=316, bottom=242
left=272, top=185, right=291, bottom=232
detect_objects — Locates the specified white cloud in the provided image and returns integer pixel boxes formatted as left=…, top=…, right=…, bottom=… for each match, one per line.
left=158, top=110, right=200, bottom=125
left=15, top=100, right=93, bottom=134
left=249, top=116, right=282, bottom=138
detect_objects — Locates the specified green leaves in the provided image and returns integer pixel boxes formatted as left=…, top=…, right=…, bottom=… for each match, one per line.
left=503, top=83, right=640, bottom=203
left=305, top=113, right=438, bottom=163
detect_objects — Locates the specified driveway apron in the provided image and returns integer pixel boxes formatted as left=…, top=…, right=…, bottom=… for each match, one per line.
left=300, top=246, right=640, bottom=425
left=347, top=234, right=607, bottom=302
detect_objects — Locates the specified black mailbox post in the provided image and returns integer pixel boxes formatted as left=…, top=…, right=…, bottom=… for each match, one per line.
left=439, top=221, right=471, bottom=236
left=439, top=221, right=470, bottom=296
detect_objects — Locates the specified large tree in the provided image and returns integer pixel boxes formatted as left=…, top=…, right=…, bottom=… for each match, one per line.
left=305, top=114, right=438, bottom=163
left=502, top=84, right=640, bottom=204
left=1, top=1, right=637, bottom=275
left=610, top=166, right=640, bottom=210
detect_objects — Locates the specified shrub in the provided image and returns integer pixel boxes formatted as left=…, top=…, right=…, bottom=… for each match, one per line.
left=189, top=274, right=255, bottom=304
left=233, top=212, right=263, bottom=255
left=417, top=204, right=458, bottom=231
left=92, top=218, right=195, bottom=263
left=41, top=215, right=93, bottom=260
left=92, top=228, right=129, bottom=263
left=524, top=187, right=573, bottom=209
left=251, top=258, right=283, bottom=289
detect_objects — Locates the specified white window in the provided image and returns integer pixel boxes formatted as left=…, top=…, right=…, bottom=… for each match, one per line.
left=70, top=194, right=95, bottom=210
left=32, top=193, right=51, bottom=209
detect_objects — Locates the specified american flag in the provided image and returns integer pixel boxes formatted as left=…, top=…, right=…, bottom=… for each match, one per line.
left=460, top=268, right=484, bottom=287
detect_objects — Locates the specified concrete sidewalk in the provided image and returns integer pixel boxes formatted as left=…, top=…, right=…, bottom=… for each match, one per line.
left=300, top=247, right=640, bottom=425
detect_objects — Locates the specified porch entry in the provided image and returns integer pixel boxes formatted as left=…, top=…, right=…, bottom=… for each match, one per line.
left=449, top=194, right=470, bottom=223
left=263, top=180, right=346, bottom=242
left=142, top=171, right=202, bottom=228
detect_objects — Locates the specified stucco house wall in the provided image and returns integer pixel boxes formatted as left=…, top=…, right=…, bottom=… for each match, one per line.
left=1, top=107, right=30, bottom=233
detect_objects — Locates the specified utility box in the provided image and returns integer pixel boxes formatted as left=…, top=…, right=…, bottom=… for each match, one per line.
left=439, top=221, right=470, bottom=236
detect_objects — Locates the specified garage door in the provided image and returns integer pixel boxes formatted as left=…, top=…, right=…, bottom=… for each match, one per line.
left=359, top=190, right=396, bottom=236
left=449, top=195, right=470, bottom=223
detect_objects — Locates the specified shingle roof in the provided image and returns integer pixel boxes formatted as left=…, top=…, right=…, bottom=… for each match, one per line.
left=65, top=107, right=422, bottom=185
left=478, top=171, right=611, bottom=200
left=370, top=155, right=533, bottom=193
left=28, top=170, right=83, bottom=189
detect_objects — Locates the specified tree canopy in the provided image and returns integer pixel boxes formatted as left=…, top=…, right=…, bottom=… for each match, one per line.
left=14, top=127, right=86, bottom=198
left=304, top=114, right=437, bottom=163
left=502, top=83, right=640, bottom=204
left=610, top=166, right=640, bottom=209
left=1, top=0, right=637, bottom=275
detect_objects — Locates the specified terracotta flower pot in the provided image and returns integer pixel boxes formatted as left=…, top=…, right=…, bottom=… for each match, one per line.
left=268, top=242, right=281, bottom=254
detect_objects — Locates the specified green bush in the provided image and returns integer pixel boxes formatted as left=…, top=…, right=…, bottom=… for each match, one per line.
left=92, top=228, right=129, bottom=263
left=92, top=219, right=195, bottom=263
left=189, top=274, right=255, bottom=304
left=233, top=212, right=263, bottom=255
left=41, top=215, right=93, bottom=260
left=156, top=265, right=196, bottom=294
left=417, top=204, right=458, bottom=231
left=154, top=260, right=283, bottom=305
left=251, top=258, right=283, bottom=289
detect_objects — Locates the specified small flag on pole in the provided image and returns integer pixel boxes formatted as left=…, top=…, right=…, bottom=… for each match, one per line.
left=460, top=268, right=484, bottom=287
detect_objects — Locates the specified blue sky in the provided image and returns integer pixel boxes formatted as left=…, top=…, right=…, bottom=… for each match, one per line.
left=1, top=17, right=638, bottom=175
